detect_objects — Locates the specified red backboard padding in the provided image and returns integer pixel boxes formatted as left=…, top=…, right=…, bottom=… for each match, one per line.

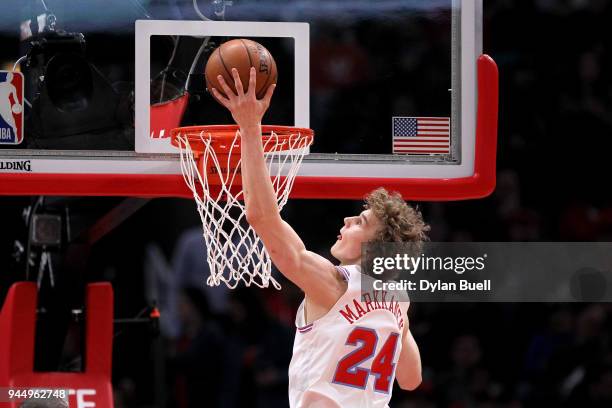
left=0, top=282, right=114, bottom=408
left=0, top=56, right=498, bottom=201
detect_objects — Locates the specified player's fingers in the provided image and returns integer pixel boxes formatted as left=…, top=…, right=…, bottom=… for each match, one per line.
left=247, top=67, right=256, bottom=97
left=231, top=68, right=244, bottom=96
left=217, top=75, right=235, bottom=99
left=210, top=88, right=230, bottom=107
left=261, top=83, right=276, bottom=107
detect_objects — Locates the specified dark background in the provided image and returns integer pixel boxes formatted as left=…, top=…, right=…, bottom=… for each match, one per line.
left=1, top=1, right=612, bottom=407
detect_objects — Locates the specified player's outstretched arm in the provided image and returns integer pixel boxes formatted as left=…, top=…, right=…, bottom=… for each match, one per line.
left=395, top=318, right=422, bottom=390
left=211, top=68, right=345, bottom=308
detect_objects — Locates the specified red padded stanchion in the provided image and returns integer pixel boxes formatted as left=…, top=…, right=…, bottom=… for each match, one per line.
left=0, top=282, right=114, bottom=408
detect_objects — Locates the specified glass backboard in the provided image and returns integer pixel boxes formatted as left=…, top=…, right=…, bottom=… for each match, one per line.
left=0, top=0, right=497, bottom=200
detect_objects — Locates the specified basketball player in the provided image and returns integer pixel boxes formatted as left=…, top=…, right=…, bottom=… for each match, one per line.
left=212, top=67, right=425, bottom=407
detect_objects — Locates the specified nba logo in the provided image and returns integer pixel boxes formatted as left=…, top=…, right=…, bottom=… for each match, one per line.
left=0, top=71, right=24, bottom=145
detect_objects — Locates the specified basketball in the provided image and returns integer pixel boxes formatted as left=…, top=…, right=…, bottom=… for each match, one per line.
left=11, top=104, right=22, bottom=114
left=205, top=39, right=277, bottom=101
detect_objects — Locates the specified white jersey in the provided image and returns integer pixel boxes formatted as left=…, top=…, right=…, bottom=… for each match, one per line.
left=289, top=265, right=409, bottom=408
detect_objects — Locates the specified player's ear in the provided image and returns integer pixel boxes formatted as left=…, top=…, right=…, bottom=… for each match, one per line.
left=370, top=222, right=384, bottom=241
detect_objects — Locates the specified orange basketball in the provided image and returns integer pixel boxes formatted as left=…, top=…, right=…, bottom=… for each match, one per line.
left=205, top=39, right=278, bottom=102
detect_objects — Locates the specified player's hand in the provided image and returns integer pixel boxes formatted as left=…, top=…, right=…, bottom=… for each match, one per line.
left=211, top=67, right=276, bottom=132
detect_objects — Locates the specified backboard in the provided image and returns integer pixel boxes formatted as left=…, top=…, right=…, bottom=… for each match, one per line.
left=0, top=0, right=497, bottom=200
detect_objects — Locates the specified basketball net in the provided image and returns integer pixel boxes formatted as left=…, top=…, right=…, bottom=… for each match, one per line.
left=171, top=125, right=313, bottom=289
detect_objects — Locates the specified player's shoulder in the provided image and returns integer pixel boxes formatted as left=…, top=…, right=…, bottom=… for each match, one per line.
left=360, top=272, right=411, bottom=304
left=335, top=264, right=357, bottom=281
left=336, top=265, right=409, bottom=302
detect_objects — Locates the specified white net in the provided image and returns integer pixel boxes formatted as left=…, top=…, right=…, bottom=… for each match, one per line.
left=174, top=127, right=311, bottom=289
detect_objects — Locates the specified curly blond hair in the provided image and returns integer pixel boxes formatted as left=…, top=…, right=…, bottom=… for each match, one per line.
left=365, top=188, right=430, bottom=243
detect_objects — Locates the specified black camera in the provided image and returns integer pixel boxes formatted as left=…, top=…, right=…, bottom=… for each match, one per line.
left=23, top=30, right=125, bottom=146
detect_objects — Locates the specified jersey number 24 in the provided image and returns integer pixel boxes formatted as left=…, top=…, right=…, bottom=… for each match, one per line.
left=332, top=326, right=400, bottom=393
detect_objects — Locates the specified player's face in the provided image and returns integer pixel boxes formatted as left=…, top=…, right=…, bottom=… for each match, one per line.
left=331, top=209, right=381, bottom=265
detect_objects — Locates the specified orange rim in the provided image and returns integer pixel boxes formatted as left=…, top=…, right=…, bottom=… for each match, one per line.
left=170, top=124, right=314, bottom=154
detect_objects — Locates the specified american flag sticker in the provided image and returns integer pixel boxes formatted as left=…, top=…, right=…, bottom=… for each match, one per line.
left=392, top=116, right=450, bottom=155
